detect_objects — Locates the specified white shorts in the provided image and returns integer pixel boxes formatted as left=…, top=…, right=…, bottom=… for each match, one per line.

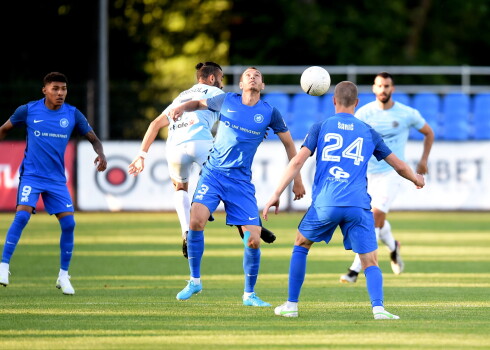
left=166, top=139, right=213, bottom=183
left=367, top=170, right=402, bottom=213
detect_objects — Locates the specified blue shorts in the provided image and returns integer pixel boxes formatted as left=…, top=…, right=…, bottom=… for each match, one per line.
left=298, top=206, right=377, bottom=254
left=192, top=168, right=260, bottom=226
left=17, top=176, right=74, bottom=215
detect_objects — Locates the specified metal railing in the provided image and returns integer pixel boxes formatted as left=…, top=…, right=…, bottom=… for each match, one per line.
left=223, top=65, right=490, bottom=95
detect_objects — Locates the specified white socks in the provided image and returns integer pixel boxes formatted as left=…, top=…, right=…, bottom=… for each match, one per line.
left=191, top=277, right=201, bottom=285
left=379, top=220, right=396, bottom=251
left=349, top=253, right=362, bottom=273
left=173, top=190, right=191, bottom=239
left=59, top=269, right=69, bottom=277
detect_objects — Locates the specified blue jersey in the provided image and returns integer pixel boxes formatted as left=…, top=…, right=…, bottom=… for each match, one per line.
left=10, top=98, right=93, bottom=182
left=355, top=101, right=426, bottom=174
left=204, top=93, right=288, bottom=180
left=302, top=113, right=392, bottom=209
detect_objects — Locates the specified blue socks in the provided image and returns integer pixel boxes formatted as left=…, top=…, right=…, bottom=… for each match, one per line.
left=187, top=230, right=204, bottom=278
left=288, top=245, right=309, bottom=302
left=1, top=210, right=31, bottom=263
left=243, top=231, right=260, bottom=293
left=59, top=215, right=76, bottom=271
left=365, top=265, right=384, bottom=307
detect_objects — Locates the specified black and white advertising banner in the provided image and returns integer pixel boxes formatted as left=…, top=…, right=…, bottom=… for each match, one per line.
left=78, top=141, right=490, bottom=211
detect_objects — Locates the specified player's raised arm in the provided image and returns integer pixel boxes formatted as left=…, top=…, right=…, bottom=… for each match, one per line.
left=168, top=99, right=208, bottom=121
left=384, top=153, right=425, bottom=189
left=128, top=113, right=170, bottom=176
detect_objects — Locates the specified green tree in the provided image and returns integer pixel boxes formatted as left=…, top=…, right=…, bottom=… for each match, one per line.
left=111, top=0, right=231, bottom=138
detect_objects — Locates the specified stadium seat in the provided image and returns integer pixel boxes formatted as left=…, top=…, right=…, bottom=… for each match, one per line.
left=441, top=93, right=471, bottom=140
left=289, top=93, right=322, bottom=139
left=319, top=93, right=335, bottom=119
left=263, top=91, right=290, bottom=115
left=393, top=92, right=411, bottom=107
left=263, top=92, right=291, bottom=140
left=472, top=92, right=490, bottom=140
left=412, top=92, right=441, bottom=139
left=355, top=92, right=376, bottom=111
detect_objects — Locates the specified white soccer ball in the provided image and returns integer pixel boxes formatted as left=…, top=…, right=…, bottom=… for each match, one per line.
left=300, top=66, right=331, bottom=96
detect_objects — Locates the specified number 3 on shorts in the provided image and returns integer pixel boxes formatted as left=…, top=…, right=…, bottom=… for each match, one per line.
left=194, top=184, right=209, bottom=200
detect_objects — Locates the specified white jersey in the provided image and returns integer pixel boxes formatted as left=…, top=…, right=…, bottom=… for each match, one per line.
left=162, top=83, right=224, bottom=146
left=355, top=100, right=426, bottom=174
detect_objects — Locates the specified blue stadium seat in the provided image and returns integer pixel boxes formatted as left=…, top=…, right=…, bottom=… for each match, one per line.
left=412, top=92, right=441, bottom=139
left=263, top=92, right=291, bottom=140
left=263, top=91, right=290, bottom=115
left=289, top=93, right=322, bottom=140
left=319, top=93, right=335, bottom=119
left=472, top=92, right=490, bottom=140
left=393, top=92, right=411, bottom=106
left=355, top=92, right=376, bottom=112
left=441, top=93, right=471, bottom=140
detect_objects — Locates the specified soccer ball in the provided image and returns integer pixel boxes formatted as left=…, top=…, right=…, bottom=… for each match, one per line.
left=300, top=66, right=331, bottom=96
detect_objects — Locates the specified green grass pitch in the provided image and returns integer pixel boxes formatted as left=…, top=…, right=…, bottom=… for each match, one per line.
left=0, top=211, right=489, bottom=349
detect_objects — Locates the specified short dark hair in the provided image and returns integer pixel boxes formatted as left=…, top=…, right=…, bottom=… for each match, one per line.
left=334, top=81, right=358, bottom=107
left=195, top=62, right=222, bottom=80
left=43, top=72, right=68, bottom=85
left=375, top=71, right=394, bottom=84
left=240, top=67, right=264, bottom=83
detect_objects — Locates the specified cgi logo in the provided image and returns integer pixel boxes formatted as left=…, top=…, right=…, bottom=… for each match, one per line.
left=329, top=166, right=350, bottom=179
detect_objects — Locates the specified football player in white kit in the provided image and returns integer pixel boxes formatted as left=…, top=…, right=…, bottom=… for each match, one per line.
left=128, top=62, right=276, bottom=258
left=340, top=72, right=434, bottom=283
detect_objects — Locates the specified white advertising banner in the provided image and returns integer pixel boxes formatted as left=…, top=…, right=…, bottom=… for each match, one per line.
left=77, top=140, right=292, bottom=211
left=77, top=141, right=490, bottom=211
left=289, top=140, right=490, bottom=211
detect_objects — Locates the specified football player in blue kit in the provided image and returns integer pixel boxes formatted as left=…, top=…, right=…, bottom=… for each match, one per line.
left=0, top=72, right=107, bottom=295
left=168, top=67, right=305, bottom=306
left=262, top=81, right=425, bottom=319
left=128, top=62, right=278, bottom=259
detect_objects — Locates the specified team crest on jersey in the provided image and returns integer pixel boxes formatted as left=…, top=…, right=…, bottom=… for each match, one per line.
left=392, top=121, right=399, bottom=128
left=254, top=114, right=264, bottom=123
left=60, top=118, right=69, bottom=128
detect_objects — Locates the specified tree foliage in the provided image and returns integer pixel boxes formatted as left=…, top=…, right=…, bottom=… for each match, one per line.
left=110, top=0, right=231, bottom=138
left=1, top=0, right=489, bottom=139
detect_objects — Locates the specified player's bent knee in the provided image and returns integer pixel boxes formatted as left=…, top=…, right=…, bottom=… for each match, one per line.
left=60, top=215, right=76, bottom=232
left=14, top=210, right=31, bottom=227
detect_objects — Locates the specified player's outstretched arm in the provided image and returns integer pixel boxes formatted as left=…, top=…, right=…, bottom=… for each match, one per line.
left=384, top=153, right=425, bottom=189
left=262, top=147, right=311, bottom=220
left=84, top=130, right=107, bottom=172
left=168, top=99, right=208, bottom=121
left=128, top=114, right=169, bottom=176
left=277, top=131, right=306, bottom=200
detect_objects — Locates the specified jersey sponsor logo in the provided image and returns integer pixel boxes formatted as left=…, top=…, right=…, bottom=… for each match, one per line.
left=254, top=114, right=264, bottom=123
left=170, top=120, right=193, bottom=130
left=34, top=130, right=41, bottom=137
left=33, top=119, right=44, bottom=123
left=329, top=166, right=350, bottom=179
left=60, top=118, right=69, bottom=128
